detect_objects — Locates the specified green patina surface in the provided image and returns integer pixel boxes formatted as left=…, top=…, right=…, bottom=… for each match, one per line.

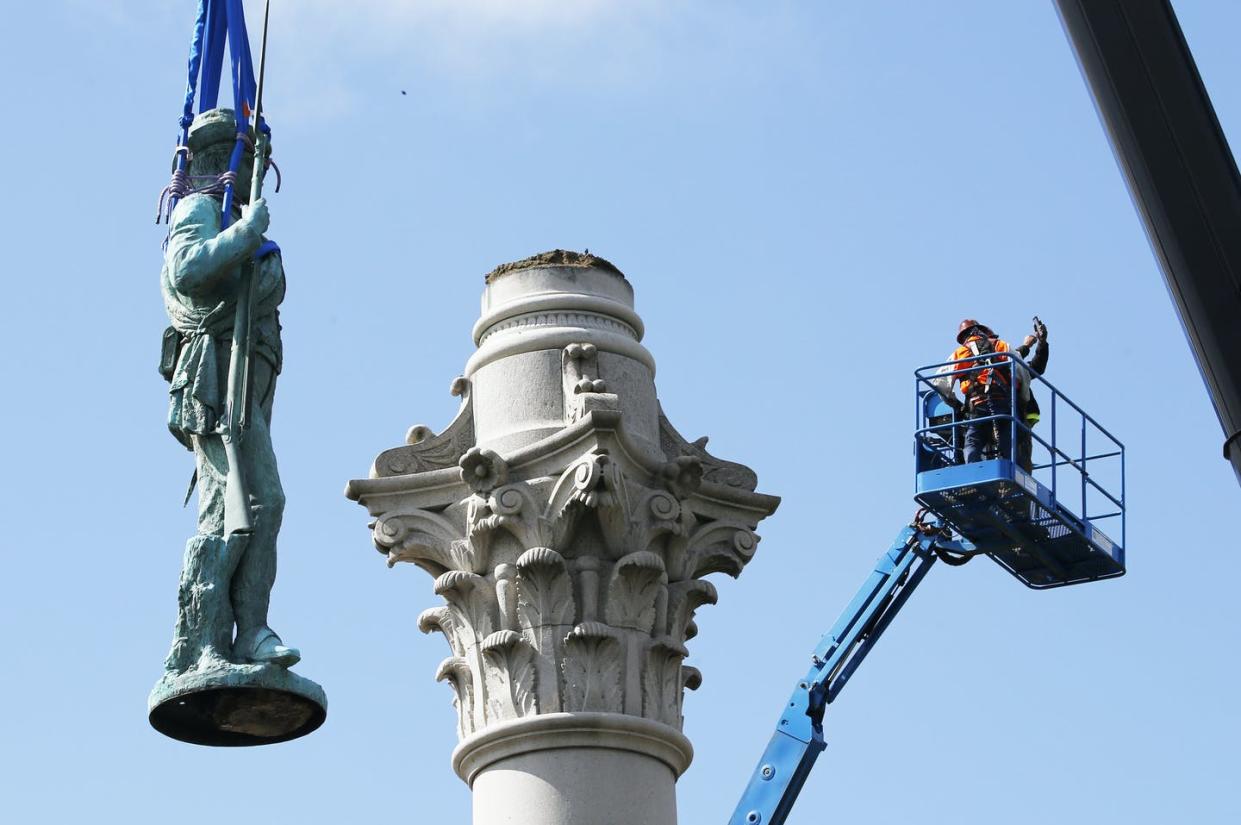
left=151, top=109, right=323, bottom=740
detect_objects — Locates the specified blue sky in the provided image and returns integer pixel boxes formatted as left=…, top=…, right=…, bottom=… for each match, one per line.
left=2, top=1, right=1239, bottom=822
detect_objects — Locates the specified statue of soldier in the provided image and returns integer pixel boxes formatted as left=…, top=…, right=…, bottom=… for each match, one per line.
left=159, top=107, right=298, bottom=674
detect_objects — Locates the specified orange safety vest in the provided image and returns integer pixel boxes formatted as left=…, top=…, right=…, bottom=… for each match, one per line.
left=952, top=337, right=1012, bottom=398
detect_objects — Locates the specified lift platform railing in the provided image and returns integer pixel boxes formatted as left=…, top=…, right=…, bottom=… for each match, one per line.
left=913, top=353, right=1126, bottom=553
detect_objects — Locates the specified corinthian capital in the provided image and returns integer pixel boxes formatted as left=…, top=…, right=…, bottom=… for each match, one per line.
left=347, top=251, right=778, bottom=814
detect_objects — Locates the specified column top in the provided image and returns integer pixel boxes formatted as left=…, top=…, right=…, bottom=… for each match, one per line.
left=473, top=249, right=644, bottom=349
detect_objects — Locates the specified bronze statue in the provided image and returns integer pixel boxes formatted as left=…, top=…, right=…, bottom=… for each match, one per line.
left=150, top=107, right=324, bottom=746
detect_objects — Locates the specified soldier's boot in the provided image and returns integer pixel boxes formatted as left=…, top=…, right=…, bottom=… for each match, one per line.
left=234, top=625, right=300, bottom=668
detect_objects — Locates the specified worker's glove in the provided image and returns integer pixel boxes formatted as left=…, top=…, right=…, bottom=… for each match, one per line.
left=239, top=198, right=270, bottom=237
left=1034, top=318, right=1048, bottom=342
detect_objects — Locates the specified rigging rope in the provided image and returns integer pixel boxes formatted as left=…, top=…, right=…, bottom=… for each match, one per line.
left=157, top=0, right=273, bottom=226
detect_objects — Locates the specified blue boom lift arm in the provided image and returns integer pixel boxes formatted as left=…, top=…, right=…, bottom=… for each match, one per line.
left=728, top=520, right=975, bottom=825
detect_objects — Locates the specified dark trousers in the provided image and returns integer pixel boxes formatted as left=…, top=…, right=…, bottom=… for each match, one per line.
left=1016, top=430, right=1034, bottom=472
left=964, top=394, right=1013, bottom=464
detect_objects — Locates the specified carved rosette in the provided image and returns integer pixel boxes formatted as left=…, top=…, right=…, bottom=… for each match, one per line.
left=347, top=254, right=779, bottom=779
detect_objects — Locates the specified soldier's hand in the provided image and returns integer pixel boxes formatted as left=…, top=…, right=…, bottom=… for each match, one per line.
left=241, top=198, right=270, bottom=236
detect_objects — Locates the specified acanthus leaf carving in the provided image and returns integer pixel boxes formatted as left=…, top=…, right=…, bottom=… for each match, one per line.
left=433, top=570, right=497, bottom=646
left=419, top=605, right=470, bottom=659
left=481, top=630, right=539, bottom=722
left=562, top=622, right=624, bottom=713
left=665, top=579, right=718, bottom=641
left=515, top=547, right=574, bottom=714
left=604, top=551, right=667, bottom=634
left=515, top=547, right=575, bottom=630
left=642, top=638, right=690, bottom=727
left=435, top=656, right=477, bottom=738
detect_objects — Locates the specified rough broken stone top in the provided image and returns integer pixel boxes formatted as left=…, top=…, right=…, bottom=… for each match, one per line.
left=484, top=249, right=628, bottom=284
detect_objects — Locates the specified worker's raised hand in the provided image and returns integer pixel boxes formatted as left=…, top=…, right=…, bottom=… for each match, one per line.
left=1033, top=316, right=1048, bottom=342
left=241, top=198, right=270, bottom=236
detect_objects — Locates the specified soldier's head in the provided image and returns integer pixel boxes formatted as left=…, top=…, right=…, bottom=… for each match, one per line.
left=184, top=108, right=265, bottom=204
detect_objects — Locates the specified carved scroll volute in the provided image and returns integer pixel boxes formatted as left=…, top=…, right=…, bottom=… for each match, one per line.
left=516, top=547, right=576, bottom=714
left=562, top=622, right=624, bottom=713
left=374, top=509, right=474, bottom=575
left=634, top=488, right=695, bottom=555
left=545, top=452, right=628, bottom=555
left=681, top=520, right=760, bottom=579
left=481, top=630, right=539, bottom=723
left=486, top=483, right=544, bottom=550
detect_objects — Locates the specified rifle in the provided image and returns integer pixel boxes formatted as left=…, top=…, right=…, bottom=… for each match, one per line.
left=221, top=0, right=273, bottom=537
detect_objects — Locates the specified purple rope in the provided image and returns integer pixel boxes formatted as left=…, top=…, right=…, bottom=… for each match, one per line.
left=156, top=136, right=281, bottom=223
left=156, top=147, right=192, bottom=223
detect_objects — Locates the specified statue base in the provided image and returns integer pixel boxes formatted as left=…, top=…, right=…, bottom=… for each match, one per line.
left=149, top=660, right=327, bottom=746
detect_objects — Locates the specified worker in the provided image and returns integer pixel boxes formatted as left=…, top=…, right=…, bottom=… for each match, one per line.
left=947, top=319, right=1017, bottom=464
left=1013, top=317, right=1050, bottom=471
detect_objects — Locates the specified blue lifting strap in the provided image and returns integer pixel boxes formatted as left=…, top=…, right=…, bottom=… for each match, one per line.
left=160, top=0, right=270, bottom=227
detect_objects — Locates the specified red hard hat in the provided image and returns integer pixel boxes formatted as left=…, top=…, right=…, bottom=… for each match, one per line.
left=957, top=318, right=995, bottom=344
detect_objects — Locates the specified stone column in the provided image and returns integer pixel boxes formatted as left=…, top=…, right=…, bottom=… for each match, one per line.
left=347, top=250, right=778, bottom=825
